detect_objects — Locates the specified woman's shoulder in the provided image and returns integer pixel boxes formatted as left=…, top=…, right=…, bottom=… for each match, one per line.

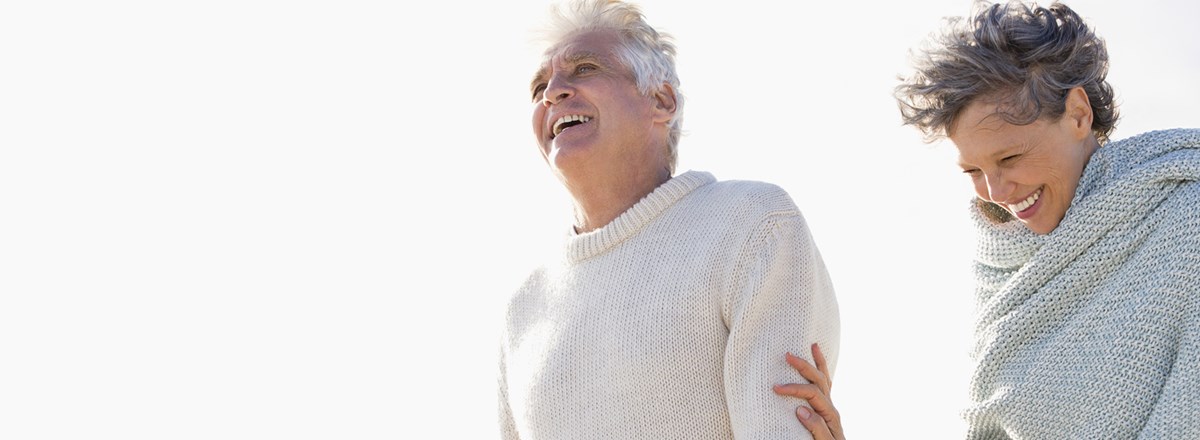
left=1104, top=128, right=1200, bottom=163
left=1112, top=128, right=1200, bottom=145
left=1166, top=179, right=1200, bottom=218
left=1144, top=180, right=1200, bottom=251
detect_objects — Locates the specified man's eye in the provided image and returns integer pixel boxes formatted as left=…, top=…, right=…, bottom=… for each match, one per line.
left=575, top=64, right=596, bottom=74
left=1001, top=154, right=1021, bottom=163
left=962, top=168, right=981, bottom=176
left=531, top=85, right=546, bottom=102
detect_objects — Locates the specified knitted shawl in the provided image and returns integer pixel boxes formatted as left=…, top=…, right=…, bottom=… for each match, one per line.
left=964, top=129, right=1200, bottom=439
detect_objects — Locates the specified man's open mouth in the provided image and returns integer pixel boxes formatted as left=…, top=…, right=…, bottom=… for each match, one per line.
left=551, top=115, right=592, bottom=138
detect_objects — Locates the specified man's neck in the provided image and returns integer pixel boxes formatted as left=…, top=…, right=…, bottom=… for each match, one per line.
left=565, top=167, right=672, bottom=234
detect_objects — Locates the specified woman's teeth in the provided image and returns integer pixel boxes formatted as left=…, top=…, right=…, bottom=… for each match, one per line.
left=1011, top=189, right=1041, bottom=213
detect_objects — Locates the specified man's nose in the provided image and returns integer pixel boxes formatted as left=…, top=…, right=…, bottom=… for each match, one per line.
left=541, top=75, right=573, bottom=106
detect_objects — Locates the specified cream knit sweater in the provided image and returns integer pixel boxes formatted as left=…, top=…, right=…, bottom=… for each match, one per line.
left=498, top=170, right=840, bottom=440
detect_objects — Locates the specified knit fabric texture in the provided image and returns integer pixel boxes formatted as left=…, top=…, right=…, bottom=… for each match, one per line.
left=498, top=170, right=840, bottom=439
left=964, top=129, right=1200, bottom=439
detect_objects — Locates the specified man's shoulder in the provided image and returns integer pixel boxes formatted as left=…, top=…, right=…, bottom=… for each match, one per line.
left=686, top=177, right=800, bottom=216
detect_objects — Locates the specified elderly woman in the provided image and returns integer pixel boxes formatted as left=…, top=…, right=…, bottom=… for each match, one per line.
left=776, top=1, right=1200, bottom=438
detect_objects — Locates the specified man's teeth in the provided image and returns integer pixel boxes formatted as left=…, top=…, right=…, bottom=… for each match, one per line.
left=1011, top=189, right=1041, bottom=212
left=553, top=115, right=591, bottom=136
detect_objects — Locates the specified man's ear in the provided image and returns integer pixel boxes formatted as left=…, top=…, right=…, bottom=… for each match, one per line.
left=652, top=83, right=677, bottom=124
left=1063, top=86, right=1094, bottom=139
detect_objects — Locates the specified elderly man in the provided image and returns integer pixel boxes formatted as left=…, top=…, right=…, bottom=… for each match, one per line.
left=497, top=1, right=840, bottom=438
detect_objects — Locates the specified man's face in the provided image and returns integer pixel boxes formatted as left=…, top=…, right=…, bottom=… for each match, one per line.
left=529, top=30, right=661, bottom=177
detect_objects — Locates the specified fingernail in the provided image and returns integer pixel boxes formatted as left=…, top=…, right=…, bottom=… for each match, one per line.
left=797, top=406, right=812, bottom=420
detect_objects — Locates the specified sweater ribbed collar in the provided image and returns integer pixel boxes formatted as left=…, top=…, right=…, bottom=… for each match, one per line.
left=563, top=170, right=715, bottom=263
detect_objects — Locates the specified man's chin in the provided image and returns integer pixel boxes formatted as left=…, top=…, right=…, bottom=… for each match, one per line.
left=547, top=140, right=596, bottom=170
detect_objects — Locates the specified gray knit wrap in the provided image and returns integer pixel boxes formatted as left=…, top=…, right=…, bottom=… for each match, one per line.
left=965, top=128, right=1200, bottom=439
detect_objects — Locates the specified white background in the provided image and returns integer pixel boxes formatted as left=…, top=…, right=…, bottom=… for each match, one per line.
left=2, top=1, right=1196, bottom=438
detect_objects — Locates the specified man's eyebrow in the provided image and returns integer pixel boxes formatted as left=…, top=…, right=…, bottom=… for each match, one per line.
left=529, top=52, right=607, bottom=92
left=564, top=51, right=603, bottom=64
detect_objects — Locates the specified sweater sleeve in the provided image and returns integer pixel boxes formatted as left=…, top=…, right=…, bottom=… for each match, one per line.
left=498, top=347, right=519, bottom=440
left=722, top=212, right=840, bottom=439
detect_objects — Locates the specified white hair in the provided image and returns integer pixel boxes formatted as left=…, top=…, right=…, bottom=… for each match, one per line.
left=539, top=0, right=685, bottom=173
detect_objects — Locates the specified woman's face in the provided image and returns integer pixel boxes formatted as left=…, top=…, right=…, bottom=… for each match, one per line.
left=949, top=92, right=1099, bottom=234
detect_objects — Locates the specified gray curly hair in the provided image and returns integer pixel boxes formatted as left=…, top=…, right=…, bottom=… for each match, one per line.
left=538, top=0, right=685, bottom=173
left=895, top=0, right=1119, bottom=144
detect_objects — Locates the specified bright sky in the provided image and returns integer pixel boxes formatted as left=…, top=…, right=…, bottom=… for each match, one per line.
left=3, top=1, right=1197, bottom=439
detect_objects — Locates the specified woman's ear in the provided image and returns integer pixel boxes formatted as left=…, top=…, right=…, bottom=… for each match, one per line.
left=1063, top=86, right=1094, bottom=139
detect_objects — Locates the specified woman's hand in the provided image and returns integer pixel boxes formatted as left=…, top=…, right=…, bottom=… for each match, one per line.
left=772, top=343, right=845, bottom=440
